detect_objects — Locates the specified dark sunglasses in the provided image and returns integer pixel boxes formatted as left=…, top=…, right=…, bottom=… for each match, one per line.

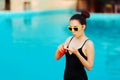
left=68, top=26, right=82, bottom=31
left=68, top=27, right=78, bottom=31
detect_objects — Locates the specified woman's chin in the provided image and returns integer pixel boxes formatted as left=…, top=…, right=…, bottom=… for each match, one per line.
left=74, top=35, right=79, bottom=38
left=75, top=35, right=81, bottom=39
left=73, top=34, right=77, bottom=37
left=73, top=34, right=80, bottom=38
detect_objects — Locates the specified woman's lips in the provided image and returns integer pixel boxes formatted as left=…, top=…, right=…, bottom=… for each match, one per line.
left=73, top=34, right=77, bottom=36
left=73, top=33, right=76, bottom=35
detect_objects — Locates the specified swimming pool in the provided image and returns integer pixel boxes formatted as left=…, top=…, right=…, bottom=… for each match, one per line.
left=0, top=9, right=120, bottom=80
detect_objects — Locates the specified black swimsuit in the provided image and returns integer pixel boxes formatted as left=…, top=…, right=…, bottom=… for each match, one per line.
left=64, top=37, right=89, bottom=80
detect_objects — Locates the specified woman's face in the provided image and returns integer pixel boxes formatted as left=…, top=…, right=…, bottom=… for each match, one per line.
left=69, top=19, right=85, bottom=38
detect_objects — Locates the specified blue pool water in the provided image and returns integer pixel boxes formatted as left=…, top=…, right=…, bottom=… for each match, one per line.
left=0, top=9, right=120, bottom=80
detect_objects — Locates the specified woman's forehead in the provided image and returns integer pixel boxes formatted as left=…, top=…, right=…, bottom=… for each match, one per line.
left=70, top=20, right=81, bottom=25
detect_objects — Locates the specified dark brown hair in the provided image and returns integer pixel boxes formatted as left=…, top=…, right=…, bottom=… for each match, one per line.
left=70, top=10, right=90, bottom=25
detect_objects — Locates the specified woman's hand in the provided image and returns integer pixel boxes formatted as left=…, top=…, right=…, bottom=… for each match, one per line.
left=58, top=44, right=65, bottom=52
left=66, top=47, right=79, bottom=55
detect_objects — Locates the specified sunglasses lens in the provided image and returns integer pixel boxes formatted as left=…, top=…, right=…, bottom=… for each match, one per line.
left=74, top=28, right=78, bottom=31
left=68, top=27, right=72, bottom=31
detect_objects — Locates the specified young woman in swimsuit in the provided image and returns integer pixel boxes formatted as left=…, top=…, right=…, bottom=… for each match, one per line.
left=55, top=10, right=94, bottom=80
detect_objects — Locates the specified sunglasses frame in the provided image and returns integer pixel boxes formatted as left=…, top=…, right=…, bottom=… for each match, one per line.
left=68, top=25, right=82, bottom=31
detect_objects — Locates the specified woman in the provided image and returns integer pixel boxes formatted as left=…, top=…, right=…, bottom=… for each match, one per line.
left=55, top=10, right=94, bottom=80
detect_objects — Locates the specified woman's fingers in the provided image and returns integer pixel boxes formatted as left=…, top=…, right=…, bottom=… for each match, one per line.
left=66, top=47, right=78, bottom=55
left=58, top=44, right=64, bottom=51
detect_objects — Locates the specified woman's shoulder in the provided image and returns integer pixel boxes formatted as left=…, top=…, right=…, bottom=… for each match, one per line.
left=64, top=36, right=73, bottom=45
left=66, top=36, right=74, bottom=41
left=86, top=39, right=94, bottom=47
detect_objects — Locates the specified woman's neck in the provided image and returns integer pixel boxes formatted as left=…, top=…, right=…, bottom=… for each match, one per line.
left=76, top=34, right=87, bottom=40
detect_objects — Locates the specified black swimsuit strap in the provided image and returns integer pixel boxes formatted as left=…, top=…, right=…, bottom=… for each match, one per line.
left=81, top=39, right=89, bottom=48
left=67, top=36, right=74, bottom=48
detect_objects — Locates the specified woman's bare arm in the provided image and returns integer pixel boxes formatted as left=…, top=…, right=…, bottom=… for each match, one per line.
left=55, top=36, right=73, bottom=60
left=76, top=40, right=94, bottom=70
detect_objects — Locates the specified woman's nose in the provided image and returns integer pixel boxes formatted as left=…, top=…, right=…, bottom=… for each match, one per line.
left=71, top=29, right=75, bottom=33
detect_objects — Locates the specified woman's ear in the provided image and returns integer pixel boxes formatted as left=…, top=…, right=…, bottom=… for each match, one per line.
left=82, top=25, right=86, bottom=30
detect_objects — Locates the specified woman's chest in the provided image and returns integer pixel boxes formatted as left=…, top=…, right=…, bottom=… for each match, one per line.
left=68, top=39, right=84, bottom=49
